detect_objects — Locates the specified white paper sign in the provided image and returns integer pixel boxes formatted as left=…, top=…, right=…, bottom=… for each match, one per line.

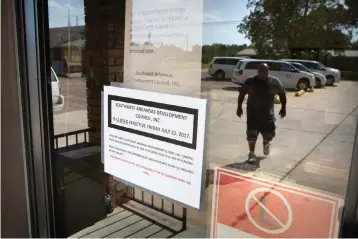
left=103, top=86, right=207, bottom=209
left=123, top=0, right=203, bottom=96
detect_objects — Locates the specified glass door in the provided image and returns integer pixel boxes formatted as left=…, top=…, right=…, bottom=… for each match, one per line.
left=24, top=0, right=358, bottom=237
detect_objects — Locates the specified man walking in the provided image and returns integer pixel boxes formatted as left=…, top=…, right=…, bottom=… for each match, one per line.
left=237, top=63, right=287, bottom=163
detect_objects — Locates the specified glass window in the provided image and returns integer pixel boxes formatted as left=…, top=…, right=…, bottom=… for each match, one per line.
left=291, top=63, right=307, bottom=72
left=227, top=58, right=239, bottom=65
left=278, top=62, right=294, bottom=72
left=236, top=60, right=244, bottom=69
left=45, top=0, right=358, bottom=238
left=213, top=58, right=239, bottom=65
left=245, top=61, right=260, bottom=69
left=316, top=61, right=327, bottom=68
left=269, top=62, right=281, bottom=71
left=213, top=58, right=226, bottom=64
left=299, top=61, right=311, bottom=68
left=306, top=62, right=322, bottom=70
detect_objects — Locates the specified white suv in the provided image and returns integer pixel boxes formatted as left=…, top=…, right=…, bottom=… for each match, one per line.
left=232, top=59, right=315, bottom=90
left=208, top=57, right=245, bottom=80
left=51, top=67, right=64, bottom=111
left=281, top=59, right=341, bottom=86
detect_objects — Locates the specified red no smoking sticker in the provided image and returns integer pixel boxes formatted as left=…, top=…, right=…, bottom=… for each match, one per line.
left=210, top=168, right=343, bottom=238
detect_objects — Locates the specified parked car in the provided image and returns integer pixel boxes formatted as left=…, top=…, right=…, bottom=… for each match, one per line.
left=285, top=61, right=327, bottom=88
left=208, top=57, right=246, bottom=80
left=281, top=59, right=341, bottom=86
left=232, top=59, right=315, bottom=91
left=51, top=67, right=64, bottom=111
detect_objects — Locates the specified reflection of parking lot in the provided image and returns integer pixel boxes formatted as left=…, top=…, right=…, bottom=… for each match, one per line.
left=54, top=77, right=358, bottom=197
left=205, top=81, right=358, bottom=197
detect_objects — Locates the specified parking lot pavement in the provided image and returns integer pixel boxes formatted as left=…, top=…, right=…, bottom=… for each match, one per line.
left=204, top=81, right=358, bottom=197
left=54, top=77, right=358, bottom=197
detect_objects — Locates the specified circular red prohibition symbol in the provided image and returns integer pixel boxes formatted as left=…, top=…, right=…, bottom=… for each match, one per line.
left=245, top=187, right=293, bottom=234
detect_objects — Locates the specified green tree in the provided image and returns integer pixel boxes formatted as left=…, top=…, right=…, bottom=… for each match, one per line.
left=345, top=0, right=358, bottom=26
left=351, top=40, right=358, bottom=49
left=238, top=0, right=354, bottom=59
left=201, top=44, right=247, bottom=63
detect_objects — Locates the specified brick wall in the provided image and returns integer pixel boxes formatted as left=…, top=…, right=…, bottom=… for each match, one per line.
left=84, top=0, right=127, bottom=210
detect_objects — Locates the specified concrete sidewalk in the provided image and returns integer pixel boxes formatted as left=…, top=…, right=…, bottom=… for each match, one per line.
left=54, top=110, right=88, bottom=135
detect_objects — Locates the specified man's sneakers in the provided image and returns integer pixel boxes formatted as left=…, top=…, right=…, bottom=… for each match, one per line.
left=263, top=142, right=270, bottom=156
left=247, top=142, right=270, bottom=164
left=248, top=152, right=256, bottom=164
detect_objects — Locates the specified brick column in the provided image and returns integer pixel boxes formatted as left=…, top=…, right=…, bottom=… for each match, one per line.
left=84, top=0, right=127, bottom=211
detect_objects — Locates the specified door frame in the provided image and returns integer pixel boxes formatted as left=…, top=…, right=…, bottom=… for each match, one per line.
left=340, top=116, right=358, bottom=237
left=13, top=0, right=56, bottom=237
left=13, top=0, right=358, bottom=237
left=2, top=0, right=32, bottom=236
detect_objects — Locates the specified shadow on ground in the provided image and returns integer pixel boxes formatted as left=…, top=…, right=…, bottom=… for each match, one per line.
left=222, top=86, right=240, bottom=92
left=201, top=77, right=232, bottom=82
left=201, top=77, right=215, bottom=82
left=205, top=157, right=266, bottom=188
left=224, top=156, right=266, bottom=171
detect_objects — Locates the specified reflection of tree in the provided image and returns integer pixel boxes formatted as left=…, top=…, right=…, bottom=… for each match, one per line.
left=155, top=44, right=249, bottom=63
left=201, top=44, right=247, bottom=63
left=345, top=0, right=358, bottom=26
left=129, top=42, right=249, bottom=64
left=238, top=0, right=356, bottom=59
left=352, top=40, right=358, bottom=50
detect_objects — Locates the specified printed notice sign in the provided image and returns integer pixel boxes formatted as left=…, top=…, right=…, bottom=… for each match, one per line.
left=123, top=0, right=203, bottom=95
left=103, top=86, right=207, bottom=209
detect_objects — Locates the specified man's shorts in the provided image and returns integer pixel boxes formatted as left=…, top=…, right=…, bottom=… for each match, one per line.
left=246, top=119, right=276, bottom=142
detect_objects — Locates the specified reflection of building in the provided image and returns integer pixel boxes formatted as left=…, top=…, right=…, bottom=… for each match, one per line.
left=236, top=48, right=257, bottom=58
left=49, top=26, right=85, bottom=74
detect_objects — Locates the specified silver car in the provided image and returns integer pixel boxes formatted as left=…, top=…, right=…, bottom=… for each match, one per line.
left=281, top=59, right=341, bottom=86
left=286, top=62, right=327, bottom=88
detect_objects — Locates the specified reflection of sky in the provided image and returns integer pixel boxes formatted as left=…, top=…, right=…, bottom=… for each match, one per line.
left=48, top=0, right=250, bottom=45
left=203, top=0, right=249, bottom=45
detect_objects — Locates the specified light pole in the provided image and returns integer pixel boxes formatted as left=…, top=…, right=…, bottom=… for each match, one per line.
left=67, top=7, right=71, bottom=78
